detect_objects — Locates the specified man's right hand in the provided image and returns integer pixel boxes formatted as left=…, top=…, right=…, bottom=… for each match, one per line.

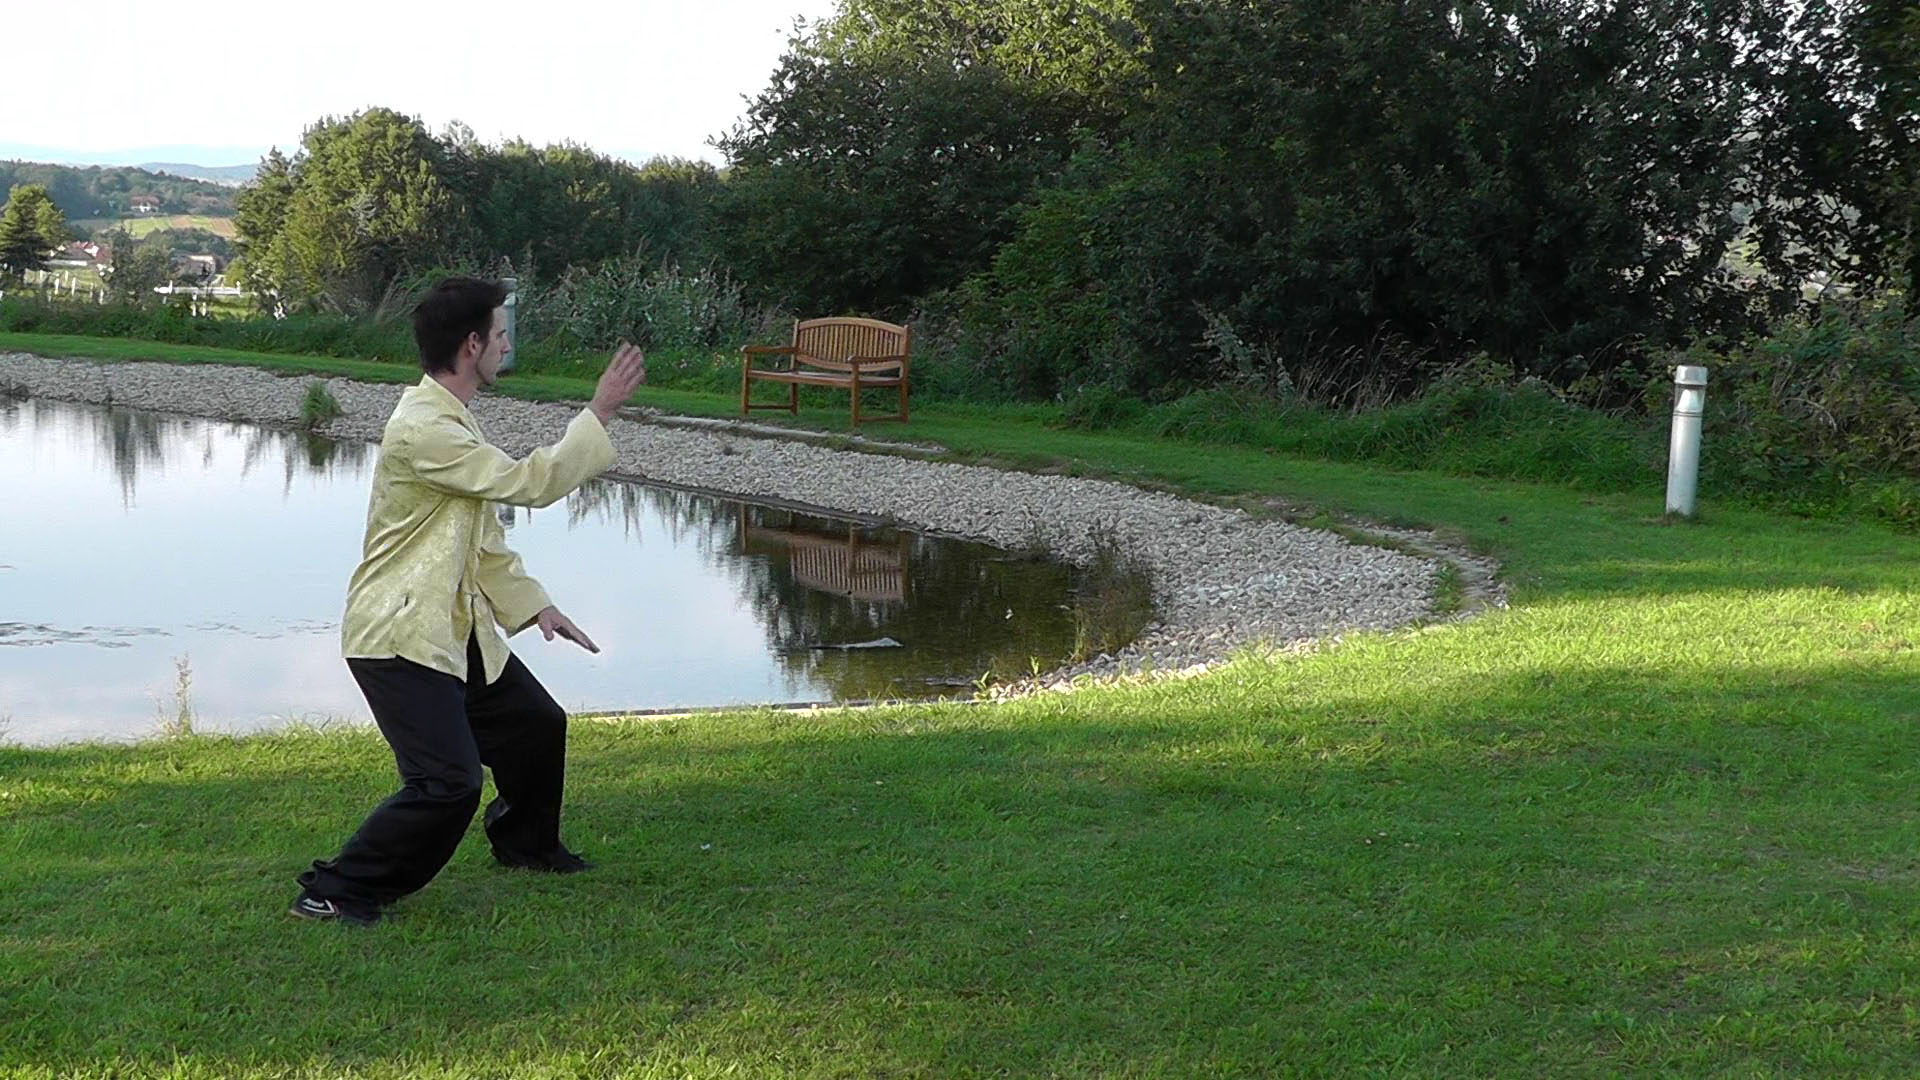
left=590, top=343, right=647, bottom=424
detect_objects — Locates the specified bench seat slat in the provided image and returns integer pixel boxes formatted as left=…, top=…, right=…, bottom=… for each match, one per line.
left=746, top=371, right=903, bottom=388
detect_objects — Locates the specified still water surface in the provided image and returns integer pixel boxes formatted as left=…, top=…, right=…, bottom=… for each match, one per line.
left=0, top=396, right=1080, bottom=745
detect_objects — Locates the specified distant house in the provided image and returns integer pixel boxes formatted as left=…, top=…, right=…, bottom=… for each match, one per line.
left=173, top=253, right=221, bottom=280
left=129, top=195, right=161, bottom=214
left=51, top=241, right=111, bottom=270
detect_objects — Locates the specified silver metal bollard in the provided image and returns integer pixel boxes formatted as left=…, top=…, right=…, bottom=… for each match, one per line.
left=499, top=276, right=518, bottom=373
left=1665, top=365, right=1709, bottom=517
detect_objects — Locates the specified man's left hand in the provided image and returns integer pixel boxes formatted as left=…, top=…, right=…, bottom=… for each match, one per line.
left=536, top=606, right=599, bottom=653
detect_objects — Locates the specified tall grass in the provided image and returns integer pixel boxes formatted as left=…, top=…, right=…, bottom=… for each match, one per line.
left=299, top=381, right=343, bottom=428
left=1070, top=522, right=1157, bottom=662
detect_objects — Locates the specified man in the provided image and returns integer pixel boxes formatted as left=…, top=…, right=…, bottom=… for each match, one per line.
left=290, top=275, right=647, bottom=926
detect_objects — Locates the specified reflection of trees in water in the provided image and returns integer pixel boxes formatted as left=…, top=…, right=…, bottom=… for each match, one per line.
left=94, top=405, right=169, bottom=507
left=499, top=480, right=749, bottom=546
left=237, top=427, right=370, bottom=498
left=561, top=479, right=652, bottom=538
left=303, top=431, right=368, bottom=472
left=14, top=398, right=371, bottom=506
left=733, top=505, right=1079, bottom=702
left=511, top=477, right=1084, bottom=703
left=565, top=480, right=737, bottom=544
left=0, top=390, right=22, bottom=435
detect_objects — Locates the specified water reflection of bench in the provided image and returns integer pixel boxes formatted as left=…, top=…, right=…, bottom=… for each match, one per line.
left=742, top=523, right=908, bottom=603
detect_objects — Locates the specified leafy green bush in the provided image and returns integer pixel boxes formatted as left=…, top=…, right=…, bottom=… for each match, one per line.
left=1685, top=299, right=1920, bottom=528
left=949, top=176, right=1161, bottom=400
left=900, top=287, right=1027, bottom=404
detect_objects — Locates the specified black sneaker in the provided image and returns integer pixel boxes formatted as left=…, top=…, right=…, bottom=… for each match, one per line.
left=492, top=846, right=595, bottom=874
left=288, top=891, right=381, bottom=926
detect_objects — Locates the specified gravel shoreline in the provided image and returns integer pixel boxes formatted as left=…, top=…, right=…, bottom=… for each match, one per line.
left=2, top=352, right=1496, bottom=695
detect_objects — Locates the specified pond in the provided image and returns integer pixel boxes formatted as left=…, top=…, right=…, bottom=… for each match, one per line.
left=0, top=396, right=1089, bottom=745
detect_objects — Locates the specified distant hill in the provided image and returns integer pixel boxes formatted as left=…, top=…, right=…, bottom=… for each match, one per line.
left=138, top=162, right=257, bottom=187
left=0, top=161, right=238, bottom=221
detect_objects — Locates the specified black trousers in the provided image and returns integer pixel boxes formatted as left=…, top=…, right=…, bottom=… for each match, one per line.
left=298, top=636, right=570, bottom=907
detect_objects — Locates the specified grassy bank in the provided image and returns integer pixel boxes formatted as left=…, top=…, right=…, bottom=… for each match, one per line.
left=3, top=338, right=1919, bottom=1076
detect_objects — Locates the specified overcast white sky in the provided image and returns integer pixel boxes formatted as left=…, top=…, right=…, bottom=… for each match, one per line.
left=6, top=0, right=841, bottom=166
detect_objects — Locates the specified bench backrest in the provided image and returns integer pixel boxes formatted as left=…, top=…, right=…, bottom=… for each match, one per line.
left=792, top=317, right=911, bottom=373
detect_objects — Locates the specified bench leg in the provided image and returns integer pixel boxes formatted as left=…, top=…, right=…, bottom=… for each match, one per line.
left=740, top=360, right=751, bottom=416
left=788, top=380, right=798, bottom=414
left=899, top=382, right=909, bottom=424
left=850, top=373, right=862, bottom=428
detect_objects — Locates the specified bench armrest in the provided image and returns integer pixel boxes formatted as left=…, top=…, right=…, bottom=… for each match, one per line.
left=742, top=344, right=804, bottom=373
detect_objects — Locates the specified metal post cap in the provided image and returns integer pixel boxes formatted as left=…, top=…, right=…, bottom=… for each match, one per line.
left=1673, top=365, right=1708, bottom=387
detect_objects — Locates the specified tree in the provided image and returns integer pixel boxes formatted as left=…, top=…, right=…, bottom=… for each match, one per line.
left=0, top=162, right=238, bottom=221
left=232, top=148, right=297, bottom=308
left=966, top=0, right=1898, bottom=398
left=233, top=109, right=458, bottom=313
left=33, top=197, right=69, bottom=249
left=452, top=141, right=720, bottom=274
left=712, top=0, right=1142, bottom=314
left=234, top=110, right=732, bottom=313
left=103, top=231, right=174, bottom=303
left=1852, top=0, right=1920, bottom=309
left=0, top=183, right=63, bottom=275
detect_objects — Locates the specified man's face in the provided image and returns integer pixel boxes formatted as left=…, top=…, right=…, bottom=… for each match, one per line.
left=473, top=307, right=510, bottom=387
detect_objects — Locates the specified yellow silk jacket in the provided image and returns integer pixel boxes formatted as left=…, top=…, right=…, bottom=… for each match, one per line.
left=340, top=376, right=616, bottom=683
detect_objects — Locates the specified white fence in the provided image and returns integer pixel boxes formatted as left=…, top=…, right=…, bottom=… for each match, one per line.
left=2, top=268, right=249, bottom=307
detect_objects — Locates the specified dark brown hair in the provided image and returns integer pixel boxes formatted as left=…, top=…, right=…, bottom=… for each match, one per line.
left=412, top=276, right=508, bottom=374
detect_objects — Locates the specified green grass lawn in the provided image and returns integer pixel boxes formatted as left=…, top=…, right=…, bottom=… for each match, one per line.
left=3, top=336, right=1919, bottom=1077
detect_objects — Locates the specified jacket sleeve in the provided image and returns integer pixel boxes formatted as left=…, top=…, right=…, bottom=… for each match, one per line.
left=475, top=511, right=552, bottom=635
left=404, top=409, right=615, bottom=508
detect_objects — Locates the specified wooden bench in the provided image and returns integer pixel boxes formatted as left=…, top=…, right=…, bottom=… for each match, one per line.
left=740, top=316, right=911, bottom=427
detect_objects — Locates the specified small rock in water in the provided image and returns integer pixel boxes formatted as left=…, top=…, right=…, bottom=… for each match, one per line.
left=800, top=636, right=903, bottom=651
